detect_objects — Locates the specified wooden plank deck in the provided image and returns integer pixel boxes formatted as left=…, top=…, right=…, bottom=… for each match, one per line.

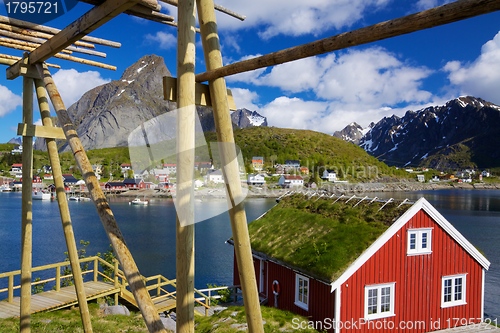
left=0, top=281, right=120, bottom=319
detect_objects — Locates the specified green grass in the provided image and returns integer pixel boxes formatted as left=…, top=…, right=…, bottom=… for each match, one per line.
left=0, top=303, right=320, bottom=333
left=248, top=194, right=409, bottom=282
left=195, top=305, right=320, bottom=333
left=0, top=303, right=149, bottom=333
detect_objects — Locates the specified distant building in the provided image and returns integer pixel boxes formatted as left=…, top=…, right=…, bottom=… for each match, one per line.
left=123, top=178, right=145, bottom=189
left=205, top=169, right=224, bottom=184
left=284, top=160, right=300, bottom=172
left=247, top=174, right=266, bottom=186
left=321, top=170, right=337, bottom=182
left=251, top=156, right=264, bottom=171
left=11, top=145, right=22, bottom=154
left=278, top=175, right=304, bottom=188
left=417, top=174, right=425, bottom=182
left=10, top=163, right=23, bottom=178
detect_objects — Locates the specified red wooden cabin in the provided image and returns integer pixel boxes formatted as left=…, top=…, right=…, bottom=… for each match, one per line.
left=233, top=195, right=490, bottom=332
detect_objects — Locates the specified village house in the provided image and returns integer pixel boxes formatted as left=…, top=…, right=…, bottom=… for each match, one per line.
left=120, top=163, right=132, bottom=176
left=62, top=174, right=80, bottom=187
left=278, top=175, right=304, bottom=188
left=10, top=163, right=23, bottom=178
left=11, top=145, right=22, bottom=154
left=152, top=168, right=169, bottom=183
left=416, top=174, right=425, bottom=182
left=252, top=156, right=264, bottom=171
left=322, top=169, right=337, bottom=182
left=123, top=178, right=145, bottom=189
left=232, top=194, right=490, bottom=333
left=205, top=169, right=224, bottom=184
left=163, top=163, right=177, bottom=174
left=104, top=181, right=126, bottom=191
left=284, top=160, right=300, bottom=173
left=247, top=174, right=266, bottom=186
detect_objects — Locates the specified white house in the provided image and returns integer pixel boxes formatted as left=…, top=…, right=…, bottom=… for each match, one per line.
left=163, top=163, right=177, bottom=174
left=278, top=175, right=304, bottom=188
left=247, top=174, right=266, bottom=185
left=416, top=174, right=425, bottom=182
left=321, top=169, right=337, bottom=182
left=205, top=170, right=224, bottom=184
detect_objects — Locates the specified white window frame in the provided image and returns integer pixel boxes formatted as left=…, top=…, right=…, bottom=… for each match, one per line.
left=441, top=274, right=467, bottom=308
left=407, top=228, right=432, bottom=255
left=294, top=274, right=309, bottom=311
left=364, top=283, right=395, bottom=320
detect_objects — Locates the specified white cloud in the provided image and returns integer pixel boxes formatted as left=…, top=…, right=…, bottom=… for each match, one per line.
left=242, top=47, right=437, bottom=133
left=443, top=31, right=500, bottom=105
left=414, top=0, right=453, bottom=11
left=145, top=31, right=177, bottom=50
left=258, top=97, right=329, bottom=131
left=0, top=85, right=22, bottom=117
left=231, top=88, right=260, bottom=110
left=315, top=48, right=433, bottom=106
left=215, top=0, right=391, bottom=38
left=52, top=69, right=110, bottom=108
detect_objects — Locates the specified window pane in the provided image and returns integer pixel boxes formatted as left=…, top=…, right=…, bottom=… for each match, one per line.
left=368, top=289, right=378, bottom=314
left=409, top=233, right=416, bottom=250
left=421, top=232, right=428, bottom=249
left=454, top=278, right=462, bottom=301
left=444, top=279, right=452, bottom=302
left=381, top=287, right=391, bottom=312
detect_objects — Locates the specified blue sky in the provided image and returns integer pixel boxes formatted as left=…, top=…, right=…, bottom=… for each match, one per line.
left=0, top=0, right=499, bottom=144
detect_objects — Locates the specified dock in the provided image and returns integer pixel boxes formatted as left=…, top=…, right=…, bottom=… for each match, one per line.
left=0, top=256, right=214, bottom=318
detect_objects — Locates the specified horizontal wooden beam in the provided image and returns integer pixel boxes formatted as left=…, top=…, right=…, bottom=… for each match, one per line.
left=17, top=123, right=66, bottom=139
left=195, top=0, right=500, bottom=82
left=163, top=76, right=236, bottom=110
left=0, top=15, right=120, bottom=48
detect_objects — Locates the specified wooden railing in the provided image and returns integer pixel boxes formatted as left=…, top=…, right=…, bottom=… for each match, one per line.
left=0, top=256, right=218, bottom=315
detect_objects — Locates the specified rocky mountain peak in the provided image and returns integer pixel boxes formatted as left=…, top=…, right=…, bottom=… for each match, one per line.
left=120, top=54, right=169, bottom=83
left=34, top=54, right=266, bottom=151
left=335, top=96, right=500, bottom=169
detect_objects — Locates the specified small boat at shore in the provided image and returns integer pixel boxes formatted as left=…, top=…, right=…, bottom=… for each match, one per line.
left=68, top=195, right=91, bottom=202
left=32, top=191, right=51, bottom=200
left=129, top=198, right=149, bottom=205
left=0, top=185, right=12, bottom=192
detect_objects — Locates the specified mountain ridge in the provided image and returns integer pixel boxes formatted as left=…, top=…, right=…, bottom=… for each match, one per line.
left=34, top=54, right=267, bottom=151
left=333, top=96, right=500, bottom=170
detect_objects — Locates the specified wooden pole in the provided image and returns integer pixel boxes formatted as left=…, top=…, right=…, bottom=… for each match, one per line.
left=20, top=74, right=34, bottom=333
left=36, top=63, right=167, bottom=333
left=196, top=0, right=500, bottom=82
left=34, top=78, right=93, bottom=333
left=196, top=1, right=264, bottom=332
left=160, top=0, right=246, bottom=21
left=175, top=0, right=196, bottom=331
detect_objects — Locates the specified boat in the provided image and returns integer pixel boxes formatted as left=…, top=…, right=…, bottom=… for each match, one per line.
left=0, top=184, right=12, bottom=192
left=32, top=190, right=51, bottom=200
left=69, top=196, right=91, bottom=202
left=129, top=198, right=149, bottom=205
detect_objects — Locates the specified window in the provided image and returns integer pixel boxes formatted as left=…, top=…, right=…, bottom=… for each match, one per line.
left=442, top=274, right=466, bottom=307
left=364, top=283, right=395, bottom=320
left=407, top=228, right=432, bottom=255
left=295, top=274, right=309, bottom=310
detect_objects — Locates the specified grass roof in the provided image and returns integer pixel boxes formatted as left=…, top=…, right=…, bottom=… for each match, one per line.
left=248, top=194, right=411, bottom=282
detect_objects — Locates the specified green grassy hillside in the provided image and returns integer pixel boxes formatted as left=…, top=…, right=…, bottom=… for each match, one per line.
left=2, top=127, right=406, bottom=182
left=207, top=126, right=407, bottom=181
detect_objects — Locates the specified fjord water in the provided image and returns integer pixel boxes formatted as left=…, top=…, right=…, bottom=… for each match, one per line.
left=0, top=189, right=499, bottom=319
